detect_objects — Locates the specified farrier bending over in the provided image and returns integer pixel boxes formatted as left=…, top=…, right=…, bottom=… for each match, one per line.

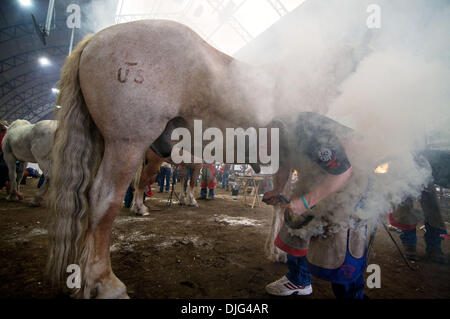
left=263, top=112, right=369, bottom=299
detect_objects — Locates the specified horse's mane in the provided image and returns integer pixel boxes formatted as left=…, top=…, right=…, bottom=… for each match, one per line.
left=8, top=119, right=31, bottom=129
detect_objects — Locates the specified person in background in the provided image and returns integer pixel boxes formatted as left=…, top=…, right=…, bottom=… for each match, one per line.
left=123, top=183, right=152, bottom=209
left=198, top=163, right=216, bottom=200
left=20, top=167, right=40, bottom=185
left=172, top=165, right=181, bottom=185
left=389, top=149, right=449, bottom=264
left=37, top=174, right=45, bottom=188
left=0, top=121, right=9, bottom=191
left=221, top=163, right=232, bottom=190
left=159, top=161, right=172, bottom=192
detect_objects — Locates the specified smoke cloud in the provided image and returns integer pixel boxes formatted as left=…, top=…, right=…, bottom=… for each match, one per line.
left=236, top=0, right=450, bottom=231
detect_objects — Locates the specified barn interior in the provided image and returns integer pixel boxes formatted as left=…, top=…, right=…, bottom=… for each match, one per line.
left=0, top=0, right=449, bottom=304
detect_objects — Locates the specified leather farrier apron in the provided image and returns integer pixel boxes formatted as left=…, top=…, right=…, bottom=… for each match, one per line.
left=275, top=149, right=369, bottom=284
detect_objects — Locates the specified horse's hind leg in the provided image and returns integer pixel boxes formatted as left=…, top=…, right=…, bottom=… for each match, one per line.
left=265, top=207, right=287, bottom=263
left=4, top=152, right=20, bottom=201
left=16, top=161, right=26, bottom=185
left=30, top=161, right=50, bottom=207
left=83, top=142, right=145, bottom=298
left=30, top=177, right=48, bottom=207
left=131, top=149, right=163, bottom=216
left=186, top=164, right=201, bottom=207
left=178, top=165, right=188, bottom=205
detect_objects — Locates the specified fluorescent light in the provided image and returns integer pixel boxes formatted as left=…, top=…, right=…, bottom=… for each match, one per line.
left=18, top=0, right=32, bottom=7
left=39, top=57, right=51, bottom=66
left=51, top=88, right=59, bottom=94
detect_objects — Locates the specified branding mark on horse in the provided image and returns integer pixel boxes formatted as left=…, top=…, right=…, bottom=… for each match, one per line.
left=134, top=69, right=144, bottom=83
left=117, top=62, right=144, bottom=84
left=117, top=68, right=129, bottom=83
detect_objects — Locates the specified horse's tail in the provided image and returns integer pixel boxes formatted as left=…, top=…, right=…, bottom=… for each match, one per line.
left=46, top=33, right=102, bottom=297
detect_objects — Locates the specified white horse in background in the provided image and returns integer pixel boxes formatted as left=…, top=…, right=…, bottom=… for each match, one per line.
left=1, top=119, right=55, bottom=206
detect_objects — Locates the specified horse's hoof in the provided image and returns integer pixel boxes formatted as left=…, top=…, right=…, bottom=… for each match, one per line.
left=135, top=212, right=150, bottom=216
left=189, top=203, right=199, bottom=207
left=29, top=202, right=41, bottom=207
left=117, top=292, right=130, bottom=299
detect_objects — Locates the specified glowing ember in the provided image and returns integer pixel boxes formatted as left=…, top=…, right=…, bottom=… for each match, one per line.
left=375, top=162, right=389, bottom=174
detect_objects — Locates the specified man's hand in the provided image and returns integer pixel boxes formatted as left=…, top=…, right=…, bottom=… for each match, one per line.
left=280, top=197, right=307, bottom=216
left=262, top=190, right=282, bottom=206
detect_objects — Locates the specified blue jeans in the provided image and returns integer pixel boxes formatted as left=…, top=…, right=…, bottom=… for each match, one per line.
left=124, top=185, right=146, bottom=208
left=222, top=171, right=230, bottom=189
left=124, top=185, right=134, bottom=208
left=159, top=167, right=171, bottom=192
left=200, top=187, right=215, bottom=199
left=172, top=169, right=179, bottom=184
left=286, top=254, right=311, bottom=286
left=184, top=167, right=192, bottom=192
left=286, top=254, right=365, bottom=299
left=37, top=174, right=45, bottom=188
left=400, top=221, right=447, bottom=250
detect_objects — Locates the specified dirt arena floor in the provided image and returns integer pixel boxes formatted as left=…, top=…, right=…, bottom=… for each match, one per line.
left=0, top=178, right=449, bottom=299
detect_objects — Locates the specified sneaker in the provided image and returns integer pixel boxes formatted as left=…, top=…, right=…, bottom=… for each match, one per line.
left=265, top=276, right=312, bottom=296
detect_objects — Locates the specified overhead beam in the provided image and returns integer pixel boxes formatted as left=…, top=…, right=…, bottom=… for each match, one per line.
left=33, top=105, right=57, bottom=123
left=0, top=69, right=58, bottom=98
left=4, top=92, right=56, bottom=122
left=0, top=19, right=66, bottom=44
left=29, top=102, right=56, bottom=123
left=0, top=44, right=68, bottom=74
left=0, top=79, right=59, bottom=117
left=206, top=0, right=253, bottom=43
left=266, top=0, right=289, bottom=17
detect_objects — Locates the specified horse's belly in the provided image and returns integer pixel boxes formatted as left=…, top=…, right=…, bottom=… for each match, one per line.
left=10, top=142, right=36, bottom=163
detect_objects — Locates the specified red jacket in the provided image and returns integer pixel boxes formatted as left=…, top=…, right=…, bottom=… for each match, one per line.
left=0, top=130, right=6, bottom=152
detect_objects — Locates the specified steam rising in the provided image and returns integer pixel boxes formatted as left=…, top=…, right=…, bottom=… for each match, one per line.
left=236, top=0, right=450, bottom=232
